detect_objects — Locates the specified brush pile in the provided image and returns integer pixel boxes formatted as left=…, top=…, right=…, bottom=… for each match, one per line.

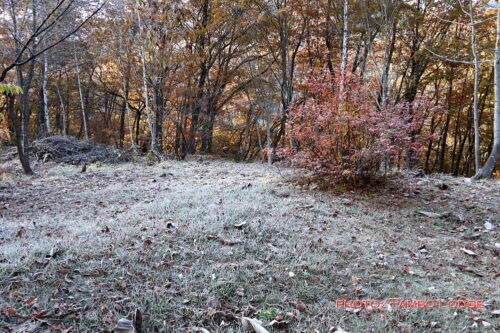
left=31, top=136, right=127, bottom=164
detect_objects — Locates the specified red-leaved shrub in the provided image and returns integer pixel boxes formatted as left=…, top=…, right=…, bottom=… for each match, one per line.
left=279, top=70, right=435, bottom=186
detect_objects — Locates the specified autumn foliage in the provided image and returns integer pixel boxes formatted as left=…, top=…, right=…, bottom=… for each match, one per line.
left=280, top=71, right=437, bottom=186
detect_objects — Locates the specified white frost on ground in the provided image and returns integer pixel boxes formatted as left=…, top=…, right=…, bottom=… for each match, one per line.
left=0, top=159, right=498, bottom=332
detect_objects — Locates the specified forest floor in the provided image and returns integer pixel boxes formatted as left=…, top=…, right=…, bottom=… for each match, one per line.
left=0, top=157, right=499, bottom=332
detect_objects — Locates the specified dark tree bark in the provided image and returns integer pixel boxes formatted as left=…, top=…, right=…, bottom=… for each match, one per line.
left=135, top=110, right=141, bottom=146
left=119, top=101, right=126, bottom=148
left=5, top=94, right=33, bottom=175
left=200, top=105, right=216, bottom=153
left=37, top=86, right=47, bottom=138
left=153, top=85, right=164, bottom=153
left=439, top=80, right=453, bottom=172
left=186, top=0, right=210, bottom=155
left=424, top=116, right=436, bottom=173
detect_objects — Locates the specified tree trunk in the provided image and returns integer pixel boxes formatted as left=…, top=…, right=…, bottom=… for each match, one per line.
left=469, top=1, right=481, bottom=173
left=475, top=3, right=500, bottom=178
left=439, top=79, right=453, bottom=172
left=17, top=61, right=35, bottom=174
left=123, top=71, right=137, bottom=151
left=455, top=105, right=472, bottom=175
left=266, top=106, right=272, bottom=165
left=200, top=106, right=216, bottom=153
left=42, top=49, right=50, bottom=135
left=119, top=101, right=125, bottom=148
left=135, top=110, right=141, bottom=146
left=137, top=9, right=159, bottom=159
left=56, top=80, right=68, bottom=135
left=340, top=0, right=349, bottom=94
left=378, top=14, right=397, bottom=109
left=153, top=84, right=164, bottom=153
left=325, top=1, right=335, bottom=78
left=424, top=116, right=436, bottom=173
left=240, top=104, right=253, bottom=159
left=6, top=94, right=33, bottom=174
left=74, top=45, right=89, bottom=140
left=187, top=0, right=210, bottom=155
left=37, top=85, right=47, bottom=137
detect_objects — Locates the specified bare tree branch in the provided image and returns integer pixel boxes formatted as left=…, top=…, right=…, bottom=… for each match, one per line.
left=0, top=1, right=106, bottom=83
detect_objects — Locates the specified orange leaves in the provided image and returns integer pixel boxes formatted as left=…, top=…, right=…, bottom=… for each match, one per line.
left=4, top=308, right=17, bottom=317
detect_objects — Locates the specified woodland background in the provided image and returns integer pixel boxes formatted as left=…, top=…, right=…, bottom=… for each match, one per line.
left=0, top=0, right=499, bottom=178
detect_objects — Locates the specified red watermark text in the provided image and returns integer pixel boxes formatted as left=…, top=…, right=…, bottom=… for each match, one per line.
left=336, top=299, right=484, bottom=309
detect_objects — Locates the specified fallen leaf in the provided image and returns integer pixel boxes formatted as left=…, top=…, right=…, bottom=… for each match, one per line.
left=417, top=211, right=448, bottom=218
left=241, top=317, right=270, bottom=333
left=234, top=222, right=248, bottom=229
left=220, top=238, right=241, bottom=246
left=33, top=311, right=50, bottom=319
left=453, top=264, right=484, bottom=277
left=15, top=227, right=26, bottom=239
left=463, top=234, right=481, bottom=240
left=113, top=309, right=142, bottom=333
left=461, top=248, right=477, bottom=256
left=191, top=328, right=210, bottom=333
left=333, top=326, right=350, bottom=333
left=482, top=321, right=491, bottom=328
left=45, top=247, right=61, bottom=262
left=295, top=302, right=306, bottom=312
left=23, top=296, right=37, bottom=306
left=484, top=222, right=495, bottom=231
left=267, top=319, right=288, bottom=328
left=4, top=308, right=16, bottom=316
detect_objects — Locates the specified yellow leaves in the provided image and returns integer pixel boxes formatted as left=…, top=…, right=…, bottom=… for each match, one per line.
left=0, top=84, right=23, bottom=96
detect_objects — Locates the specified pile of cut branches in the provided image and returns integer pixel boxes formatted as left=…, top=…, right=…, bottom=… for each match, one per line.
left=30, top=136, right=127, bottom=164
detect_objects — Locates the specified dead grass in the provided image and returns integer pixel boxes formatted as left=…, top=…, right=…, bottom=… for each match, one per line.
left=0, top=159, right=499, bottom=332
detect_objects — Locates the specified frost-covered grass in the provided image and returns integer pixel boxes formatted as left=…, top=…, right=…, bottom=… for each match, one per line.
left=0, top=159, right=498, bottom=332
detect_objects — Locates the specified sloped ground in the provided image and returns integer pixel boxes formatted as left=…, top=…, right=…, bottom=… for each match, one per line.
left=0, top=159, right=498, bottom=332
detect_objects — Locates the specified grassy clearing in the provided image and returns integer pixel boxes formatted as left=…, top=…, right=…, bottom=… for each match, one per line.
left=0, top=160, right=498, bottom=332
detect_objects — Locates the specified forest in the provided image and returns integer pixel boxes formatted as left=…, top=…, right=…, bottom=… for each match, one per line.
left=0, top=0, right=499, bottom=178
left=0, top=0, right=499, bottom=332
